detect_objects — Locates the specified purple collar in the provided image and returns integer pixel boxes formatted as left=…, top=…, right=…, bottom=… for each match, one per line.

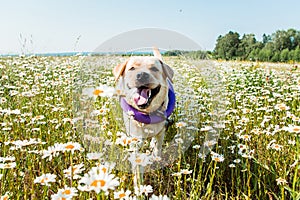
left=120, top=80, right=175, bottom=124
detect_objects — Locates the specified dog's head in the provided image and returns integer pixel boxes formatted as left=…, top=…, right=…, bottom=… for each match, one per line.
left=113, top=54, right=173, bottom=113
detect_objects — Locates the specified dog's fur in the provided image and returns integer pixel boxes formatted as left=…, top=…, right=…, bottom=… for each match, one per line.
left=113, top=48, right=174, bottom=186
left=113, top=48, right=174, bottom=156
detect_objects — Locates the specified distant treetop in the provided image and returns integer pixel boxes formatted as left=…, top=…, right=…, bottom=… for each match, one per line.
left=213, top=28, right=300, bottom=62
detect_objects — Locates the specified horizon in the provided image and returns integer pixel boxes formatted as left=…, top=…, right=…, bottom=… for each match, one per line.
left=0, top=49, right=204, bottom=57
left=1, top=0, right=300, bottom=54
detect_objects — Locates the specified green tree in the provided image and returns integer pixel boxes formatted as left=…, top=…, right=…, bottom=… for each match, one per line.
left=271, top=51, right=280, bottom=62
left=212, top=28, right=300, bottom=62
left=238, top=34, right=257, bottom=60
left=248, top=48, right=260, bottom=61
left=287, top=28, right=300, bottom=50
left=289, top=50, right=295, bottom=61
left=273, top=30, right=289, bottom=51
left=258, top=42, right=274, bottom=61
left=258, top=49, right=272, bottom=61
left=280, top=48, right=290, bottom=62
left=273, top=29, right=299, bottom=51
left=262, top=33, right=272, bottom=45
left=294, top=46, right=300, bottom=61
left=214, top=31, right=240, bottom=60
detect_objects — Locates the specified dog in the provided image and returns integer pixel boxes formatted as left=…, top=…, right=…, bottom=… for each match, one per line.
left=113, top=47, right=175, bottom=185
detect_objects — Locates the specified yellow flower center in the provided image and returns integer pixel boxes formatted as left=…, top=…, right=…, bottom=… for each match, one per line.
left=65, top=144, right=75, bottom=149
left=243, top=135, right=250, bottom=139
left=176, top=122, right=186, bottom=127
left=91, top=179, right=106, bottom=187
left=277, top=104, right=287, bottom=110
left=72, top=166, right=78, bottom=173
left=41, top=178, right=48, bottom=183
left=119, top=193, right=126, bottom=198
left=93, top=89, right=103, bottom=96
left=99, top=109, right=105, bottom=113
left=4, top=164, right=11, bottom=168
left=62, top=189, right=71, bottom=195
left=293, top=127, right=300, bottom=132
left=273, top=144, right=280, bottom=149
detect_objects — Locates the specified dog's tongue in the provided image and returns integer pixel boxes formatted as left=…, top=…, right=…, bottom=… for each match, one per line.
left=133, top=88, right=149, bottom=106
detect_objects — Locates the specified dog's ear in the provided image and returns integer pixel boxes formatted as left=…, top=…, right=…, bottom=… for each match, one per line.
left=153, top=46, right=163, bottom=61
left=160, top=61, right=174, bottom=82
left=113, top=60, right=128, bottom=81
left=153, top=47, right=174, bottom=82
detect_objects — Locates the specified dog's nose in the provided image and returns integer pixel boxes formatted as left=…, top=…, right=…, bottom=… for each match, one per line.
left=136, top=72, right=150, bottom=82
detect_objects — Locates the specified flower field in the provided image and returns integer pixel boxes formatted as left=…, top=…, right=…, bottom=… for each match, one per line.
left=0, top=55, right=299, bottom=199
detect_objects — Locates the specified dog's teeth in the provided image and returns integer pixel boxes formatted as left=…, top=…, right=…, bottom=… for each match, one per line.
left=148, top=90, right=151, bottom=97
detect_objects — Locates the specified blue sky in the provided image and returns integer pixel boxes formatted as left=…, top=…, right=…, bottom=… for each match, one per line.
left=1, top=0, right=300, bottom=53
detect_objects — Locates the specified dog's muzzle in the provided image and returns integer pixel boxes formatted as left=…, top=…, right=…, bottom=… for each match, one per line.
left=136, top=72, right=149, bottom=82
left=133, top=85, right=161, bottom=109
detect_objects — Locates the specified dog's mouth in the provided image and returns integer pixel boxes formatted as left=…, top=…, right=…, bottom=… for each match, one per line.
left=133, top=85, right=161, bottom=109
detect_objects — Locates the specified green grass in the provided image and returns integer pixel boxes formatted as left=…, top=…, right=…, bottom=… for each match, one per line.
left=0, top=56, right=299, bottom=199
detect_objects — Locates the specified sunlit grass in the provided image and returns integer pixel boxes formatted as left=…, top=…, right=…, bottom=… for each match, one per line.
left=0, top=55, right=299, bottom=199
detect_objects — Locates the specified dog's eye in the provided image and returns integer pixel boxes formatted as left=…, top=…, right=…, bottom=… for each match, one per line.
left=150, top=66, right=159, bottom=72
left=129, top=67, right=135, bottom=71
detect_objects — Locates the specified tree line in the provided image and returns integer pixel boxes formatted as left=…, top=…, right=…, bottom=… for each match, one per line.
left=213, top=28, right=300, bottom=62
left=165, top=28, right=300, bottom=62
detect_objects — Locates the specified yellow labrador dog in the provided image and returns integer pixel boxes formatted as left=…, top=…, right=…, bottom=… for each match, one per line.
left=113, top=48, right=175, bottom=157
left=113, top=48, right=175, bottom=187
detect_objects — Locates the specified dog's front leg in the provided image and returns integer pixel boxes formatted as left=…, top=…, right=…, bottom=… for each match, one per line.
left=153, top=128, right=165, bottom=157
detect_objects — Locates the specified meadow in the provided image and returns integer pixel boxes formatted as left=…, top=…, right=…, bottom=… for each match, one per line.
left=0, top=55, right=299, bottom=199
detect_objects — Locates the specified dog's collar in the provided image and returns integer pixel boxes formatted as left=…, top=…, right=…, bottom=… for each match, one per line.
left=120, top=80, right=175, bottom=124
